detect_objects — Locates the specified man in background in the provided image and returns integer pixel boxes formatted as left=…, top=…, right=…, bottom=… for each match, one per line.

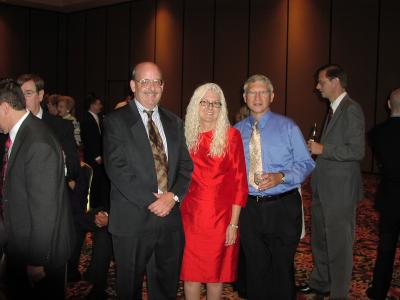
left=366, top=88, right=400, bottom=300
left=306, top=64, right=365, bottom=299
left=0, top=78, right=75, bottom=299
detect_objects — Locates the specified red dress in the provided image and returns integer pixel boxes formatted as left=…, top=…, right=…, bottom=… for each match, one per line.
left=180, top=127, right=248, bottom=282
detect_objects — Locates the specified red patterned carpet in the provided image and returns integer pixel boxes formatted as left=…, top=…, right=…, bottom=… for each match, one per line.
left=67, top=174, right=400, bottom=299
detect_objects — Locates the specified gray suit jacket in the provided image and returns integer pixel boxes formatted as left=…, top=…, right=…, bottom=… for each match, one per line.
left=311, top=95, right=365, bottom=209
left=3, top=114, right=75, bottom=267
left=103, top=101, right=193, bottom=237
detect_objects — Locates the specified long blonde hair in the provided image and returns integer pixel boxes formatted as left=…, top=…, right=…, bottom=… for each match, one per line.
left=184, top=83, right=230, bottom=157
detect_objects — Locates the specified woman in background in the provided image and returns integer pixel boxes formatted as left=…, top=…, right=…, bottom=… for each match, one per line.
left=180, top=83, right=248, bottom=300
left=57, top=95, right=82, bottom=148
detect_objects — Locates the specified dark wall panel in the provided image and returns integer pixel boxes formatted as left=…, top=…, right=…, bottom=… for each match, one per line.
left=287, top=0, right=331, bottom=138
left=181, top=0, right=214, bottom=110
left=86, top=8, right=107, bottom=101
left=57, top=14, right=67, bottom=93
left=67, top=12, right=86, bottom=114
left=331, top=0, right=379, bottom=171
left=30, top=10, right=59, bottom=93
left=130, top=0, right=156, bottom=68
left=155, top=0, right=183, bottom=115
left=214, top=0, right=249, bottom=122
left=249, top=0, right=288, bottom=115
left=107, top=3, right=130, bottom=82
left=0, top=4, right=29, bottom=78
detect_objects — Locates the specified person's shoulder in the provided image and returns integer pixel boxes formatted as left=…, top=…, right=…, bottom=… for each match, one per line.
left=269, top=111, right=296, bottom=127
left=234, top=117, right=250, bottom=131
left=159, top=106, right=183, bottom=123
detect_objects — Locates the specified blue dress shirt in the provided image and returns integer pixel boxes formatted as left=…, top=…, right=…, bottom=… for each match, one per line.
left=234, top=110, right=315, bottom=196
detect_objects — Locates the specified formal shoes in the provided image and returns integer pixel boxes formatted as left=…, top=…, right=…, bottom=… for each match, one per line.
left=296, top=283, right=330, bottom=296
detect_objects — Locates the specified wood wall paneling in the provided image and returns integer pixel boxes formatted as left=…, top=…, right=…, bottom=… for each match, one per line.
left=130, top=0, right=156, bottom=68
left=214, top=0, right=249, bottom=122
left=29, top=10, right=60, bottom=93
left=0, top=4, right=29, bottom=78
left=155, top=0, right=184, bottom=115
left=249, top=0, right=288, bottom=115
left=56, top=14, right=67, bottom=93
left=181, top=0, right=215, bottom=111
left=85, top=8, right=107, bottom=102
left=67, top=12, right=86, bottom=114
left=286, top=0, right=331, bottom=138
left=331, top=0, right=379, bottom=172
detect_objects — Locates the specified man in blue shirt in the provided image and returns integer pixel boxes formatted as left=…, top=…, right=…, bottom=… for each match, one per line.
left=235, top=74, right=315, bottom=299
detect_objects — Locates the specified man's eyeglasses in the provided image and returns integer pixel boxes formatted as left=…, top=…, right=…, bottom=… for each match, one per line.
left=135, top=79, right=164, bottom=87
left=199, top=100, right=222, bottom=109
left=23, top=90, right=37, bottom=97
left=246, top=90, right=270, bottom=97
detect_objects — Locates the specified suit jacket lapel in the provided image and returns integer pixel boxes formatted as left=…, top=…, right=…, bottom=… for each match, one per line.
left=321, top=96, right=349, bottom=140
left=6, top=114, right=32, bottom=178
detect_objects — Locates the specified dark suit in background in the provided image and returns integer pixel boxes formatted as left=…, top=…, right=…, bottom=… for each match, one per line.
left=3, top=114, right=75, bottom=299
left=367, top=115, right=400, bottom=300
left=80, top=109, right=112, bottom=300
left=42, top=111, right=80, bottom=182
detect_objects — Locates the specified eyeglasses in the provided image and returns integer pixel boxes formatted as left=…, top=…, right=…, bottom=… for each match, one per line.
left=199, top=100, right=222, bottom=109
left=135, top=79, right=164, bottom=87
left=23, top=90, right=37, bottom=97
left=246, top=90, right=270, bottom=97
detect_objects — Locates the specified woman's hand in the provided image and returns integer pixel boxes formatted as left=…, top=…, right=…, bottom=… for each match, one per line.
left=225, top=224, right=238, bottom=246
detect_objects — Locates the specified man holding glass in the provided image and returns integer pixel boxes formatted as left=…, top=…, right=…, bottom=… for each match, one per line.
left=235, top=74, right=315, bottom=299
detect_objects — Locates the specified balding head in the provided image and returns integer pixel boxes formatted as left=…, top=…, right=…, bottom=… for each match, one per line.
left=389, top=88, right=400, bottom=116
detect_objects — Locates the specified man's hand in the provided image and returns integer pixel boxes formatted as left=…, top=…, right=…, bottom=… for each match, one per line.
left=308, top=140, right=324, bottom=155
left=68, top=180, right=76, bottom=190
left=94, top=211, right=109, bottom=227
left=257, top=172, right=284, bottom=191
left=27, top=265, right=46, bottom=286
left=148, top=192, right=175, bottom=217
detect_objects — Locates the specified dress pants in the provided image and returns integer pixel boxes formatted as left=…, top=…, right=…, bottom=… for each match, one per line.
left=5, top=258, right=66, bottom=300
left=309, top=190, right=356, bottom=299
left=85, top=227, right=113, bottom=299
left=240, top=191, right=301, bottom=300
left=369, top=211, right=400, bottom=300
left=112, top=228, right=184, bottom=300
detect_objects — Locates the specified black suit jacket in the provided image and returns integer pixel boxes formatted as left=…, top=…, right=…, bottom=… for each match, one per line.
left=3, top=114, right=75, bottom=267
left=42, top=111, right=80, bottom=181
left=80, top=111, right=102, bottom=166
left=369, top=116, right=400, bottom=213
left=103, top=101, right=193, bottom=237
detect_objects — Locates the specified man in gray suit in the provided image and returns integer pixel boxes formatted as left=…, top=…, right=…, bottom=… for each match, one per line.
left=306, top=64, right=365, bottom=299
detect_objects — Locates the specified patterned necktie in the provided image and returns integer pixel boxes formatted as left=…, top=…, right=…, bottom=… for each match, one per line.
left=248, top=120, right=263, bottom=189
left=144, top=110, right=168, bottom=192
left=1, top=136, right=12, bottom=198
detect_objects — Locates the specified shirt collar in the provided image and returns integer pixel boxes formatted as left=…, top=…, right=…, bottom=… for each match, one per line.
left=135, top=99, right=159, bottom=116
left=9, top=111, right=30, bottom=144
left=248, top=110, right=272, bottom=129
left=330, top=92, right=347, bottom=113
left=35, top=106, right=43, bottom=119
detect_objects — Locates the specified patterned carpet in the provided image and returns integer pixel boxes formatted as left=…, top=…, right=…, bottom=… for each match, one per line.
left=67, top=174, right=400, bottom=299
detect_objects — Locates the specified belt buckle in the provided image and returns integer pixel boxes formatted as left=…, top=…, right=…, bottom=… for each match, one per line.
left=256, top=195, right=261, bottom=203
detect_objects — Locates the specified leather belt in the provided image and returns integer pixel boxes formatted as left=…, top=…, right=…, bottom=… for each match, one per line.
left=249, top=189, right=297, bottom=203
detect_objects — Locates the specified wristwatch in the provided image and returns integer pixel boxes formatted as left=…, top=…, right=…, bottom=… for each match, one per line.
left=173, top=194, right=180, bottom=203
left=279, top=172, right=286, bottom=184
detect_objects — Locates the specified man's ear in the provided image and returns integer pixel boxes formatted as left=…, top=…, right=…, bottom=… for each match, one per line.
left=130, top=80, right=136, bottom=94
left=38, top=89, right=44, bottom=102
left=387, top=99, right=391, bottom=110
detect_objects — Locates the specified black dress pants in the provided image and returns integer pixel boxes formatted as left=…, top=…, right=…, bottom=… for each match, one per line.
left=370, top=211, right=400, bottom=300
left=240, top=191, right=301, bottom=300
left=112, top=228, right=184, bottom=300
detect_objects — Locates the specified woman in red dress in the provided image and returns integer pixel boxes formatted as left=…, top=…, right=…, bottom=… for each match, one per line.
left=180, top=83, right=248, bottom=299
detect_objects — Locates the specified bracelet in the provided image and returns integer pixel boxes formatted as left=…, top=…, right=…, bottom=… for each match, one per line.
left=229, top=224, right=239, bottom=229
